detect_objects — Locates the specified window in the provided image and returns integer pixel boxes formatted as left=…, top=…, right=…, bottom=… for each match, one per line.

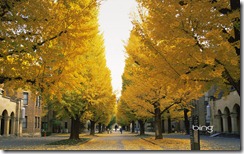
left=65, top=122, right=68, bottom=129
left=23, top=92, right=28, bottom=105
left=36, top=96, right=41, bottom=107
left=23, top=116, right=27, bottom=128
left=35, top=117, right=37, bottom=128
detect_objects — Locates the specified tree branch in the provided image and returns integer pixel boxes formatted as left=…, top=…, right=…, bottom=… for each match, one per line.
left=136, top=103, right=155, bottom=115
left=0, top=75, right=36, bottom=84
left=160, top=101, right=181, bottom=115
left=215, top=58, right=240, bottom=95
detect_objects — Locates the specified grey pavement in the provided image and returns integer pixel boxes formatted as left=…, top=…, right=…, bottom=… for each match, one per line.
left=146, top=132, right=241, bottom=150
left=0, top=131, right=241, bottom=150
left=0, top=136, right=68, bottom=149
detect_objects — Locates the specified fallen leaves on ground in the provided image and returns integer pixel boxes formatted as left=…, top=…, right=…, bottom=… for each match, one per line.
left=141, top=137, right=190, bottom=150
left=47, top=138, right=90, bottom=145
left=122, top=139, right=163, bottom=150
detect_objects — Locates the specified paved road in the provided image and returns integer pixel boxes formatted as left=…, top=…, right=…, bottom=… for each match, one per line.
left=160, top=133, right=241, bottom=150
left=0, top=136, right=68, bottom=150
left=0, top=131, right=241, bottom=150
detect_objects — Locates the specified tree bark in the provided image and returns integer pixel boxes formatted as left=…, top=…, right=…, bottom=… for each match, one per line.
left=69, top=115, right=80, bottom=140
left=162, top=119, right=165, bottom=133
left=154, top=102, right=163, bottom=139
left=168, top=116, right=171, bottom=133
left=102, top=124, right=106, bottom=132
left=138, top=119, right=145, bottom=135
left=223, top=68, right=240, bottom=96
left=98, top=123, right=102, bottom=133
left=90, top=120, right=96, bottom=135
left=225, top=0, right=240, bottom=94
left=127, top=124, right=131, bottom=131
left=131, top=120, right=135, bottom=133
left=184, top=108, right=190, bottom=135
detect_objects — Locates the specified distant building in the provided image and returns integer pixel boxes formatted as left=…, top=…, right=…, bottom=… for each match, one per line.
left=41, top=110, right=71, bottom=133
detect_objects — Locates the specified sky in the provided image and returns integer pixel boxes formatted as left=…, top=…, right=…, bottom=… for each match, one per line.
left=98, top=0, right=138, bottom=98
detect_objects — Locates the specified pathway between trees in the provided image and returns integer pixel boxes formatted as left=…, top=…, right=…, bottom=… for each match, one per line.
left=0, top=131, right=162, bottom=150
left=76, top=131, right=162, bottom=150
left=0, top=131, right=240, bottom=150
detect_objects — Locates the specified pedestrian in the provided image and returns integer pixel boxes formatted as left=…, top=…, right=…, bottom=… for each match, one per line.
left=136, top=127, right=139, bottom=133
left=120, top=128, right=122, bottom=134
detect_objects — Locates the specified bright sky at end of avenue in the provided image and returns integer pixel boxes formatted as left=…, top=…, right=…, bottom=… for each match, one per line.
left=98, top=0, right=138, bottom=98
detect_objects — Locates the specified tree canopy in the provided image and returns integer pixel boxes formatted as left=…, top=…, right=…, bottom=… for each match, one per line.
left=120, top=0, right=240, bottom=139
left=1, top=0, right=116, bottom=139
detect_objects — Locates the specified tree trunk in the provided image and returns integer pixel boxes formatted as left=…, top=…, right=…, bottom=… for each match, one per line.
left=125, top=125, right=128, bottom=131
left=122, top=126, right=126, bottom=130
left=102, top=124, right=106, bottom=132
left=98, top=123, right=102, bottom=133
left=154, top=102, right=163, bottom=139
left=131, top=120, right=135, bottom=133
left=138, top=119, right=145, bottom=135
left=231, top=0, right=240, bottom=56
left=223, top=68, right=240, bottom=96
left=223, top=0, right=240, bottom=95
left=69, top=115, right=80, bottom=140
left=90, top=120, right=95, bottom=135
left=168, top=116, right=171, bottom=133
left=127, top=124, right=131, bottom=131
left=162, top=119, right=165, bottom=133
left=184, top=108, right=190, bottom=135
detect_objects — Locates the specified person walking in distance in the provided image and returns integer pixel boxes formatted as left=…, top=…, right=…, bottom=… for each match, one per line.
left=120, top=128, right=122, bottom=134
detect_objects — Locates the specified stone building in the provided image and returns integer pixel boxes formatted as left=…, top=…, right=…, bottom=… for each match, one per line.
left=0, top=90, right=22, bottom=137
left=209, top=91, right=240, bottom=135
left=0, top=88, right=42, bottom=137
left=190, top=89, right=240, bottom=135
left=159, top=89, right=240, bottom=135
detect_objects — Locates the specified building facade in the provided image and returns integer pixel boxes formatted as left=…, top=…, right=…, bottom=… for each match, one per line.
left=41, top=110, right=71, bottom=134
left=0, top=90, right=22, bottom=137
left=189, top=89, right=240, bottom=135
left=22, top=91, right=42, bottom=136
left=209, top=91, right=240, bottom=134
left=150, top=89, right=240, bottom=135
left=0, top=88, right=42, bottom=137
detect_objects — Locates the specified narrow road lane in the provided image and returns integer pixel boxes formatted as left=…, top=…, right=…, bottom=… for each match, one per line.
left=73, top=131, right=162, bottom=150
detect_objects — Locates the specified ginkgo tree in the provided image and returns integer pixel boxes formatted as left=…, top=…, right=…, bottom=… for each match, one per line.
left=0, top=0, right=101, bottom=98
left=133, top=0, right=240, bottom=96
left=75, top=32, right=116, bottom=136
left=121, top=29, right=203, bottom=139
left=1, top=0, right=116, bottom=140
left=117, top=62, right=140, bottom=133
left=83, top=53, right=116, bottom=136
left=44, top=30, right=115, bottom=139
left=121, top=0, right=239, bottom=139
left=119, top=57, right=153, bottom=135
left=116, top=99, right=134, bottom=131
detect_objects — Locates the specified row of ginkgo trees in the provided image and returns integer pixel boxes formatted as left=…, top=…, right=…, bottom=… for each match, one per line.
left=117, top=0, right=240, bottom=139
left=0, top=0, right=116, bottom=140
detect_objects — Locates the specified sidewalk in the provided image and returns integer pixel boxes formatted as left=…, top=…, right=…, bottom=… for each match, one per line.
left=0, top=131, right=241, bottom=150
